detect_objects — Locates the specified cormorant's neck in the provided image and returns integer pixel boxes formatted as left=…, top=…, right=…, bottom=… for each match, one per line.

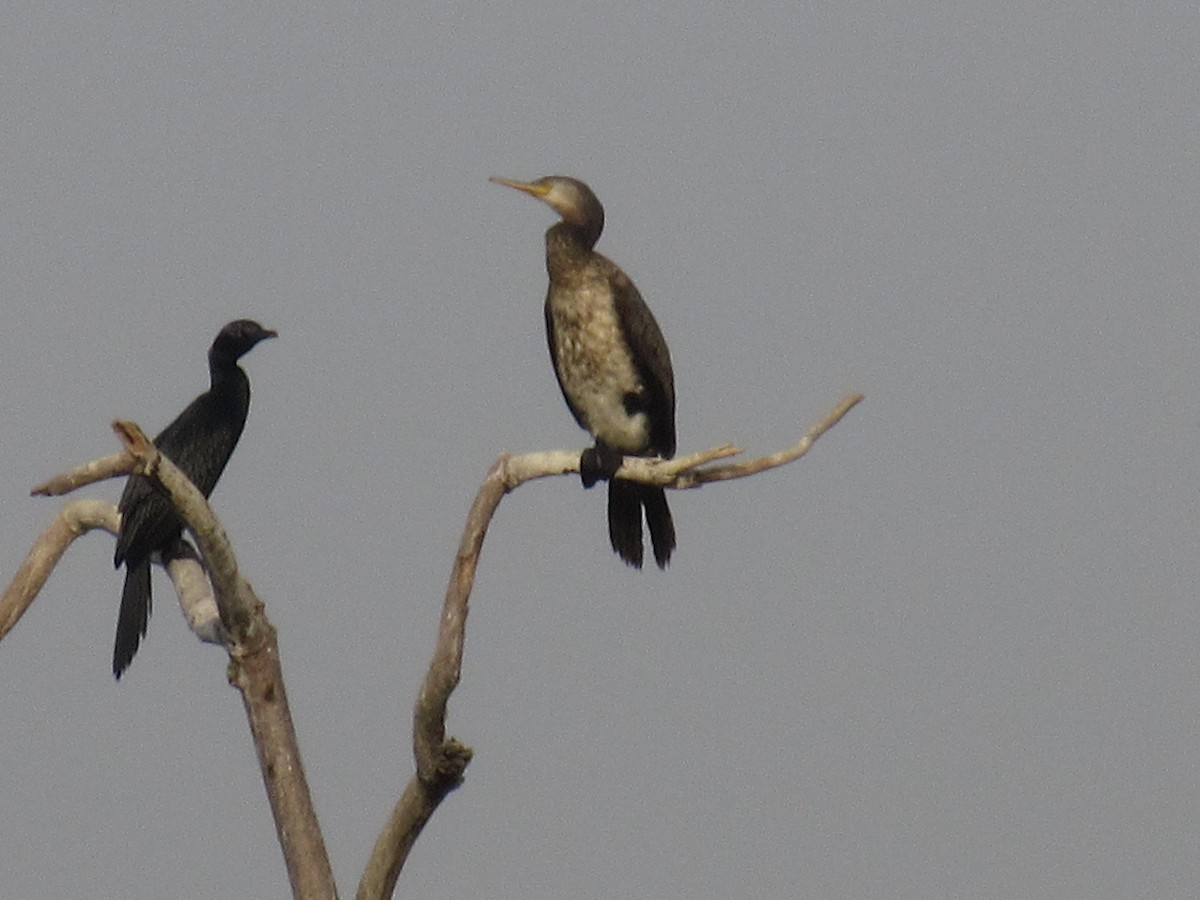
left=207, top=352, right=246, bottom=387
left=545, top=221, right=600, bottom=280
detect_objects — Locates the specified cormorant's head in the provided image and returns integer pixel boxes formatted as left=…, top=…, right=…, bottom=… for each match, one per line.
left=490, top=175, right=604, bottom=235
left=209, top=319, right=277, bottom=367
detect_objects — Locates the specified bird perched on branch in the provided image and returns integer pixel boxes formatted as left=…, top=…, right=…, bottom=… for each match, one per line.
left=112, top=319, right=276, bottom=678
left=491, top=175, right=676, bottom=569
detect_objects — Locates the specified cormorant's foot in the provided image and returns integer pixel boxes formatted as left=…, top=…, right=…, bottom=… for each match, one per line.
left=580, top=444, right=624, bottom=488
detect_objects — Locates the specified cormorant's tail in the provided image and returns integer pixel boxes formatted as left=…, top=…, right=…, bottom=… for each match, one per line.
left=608, top=480, right=643, bottom=568
left=607, top=481, right=675, bottom=570
left=642, top=485, right=675, bottom=569
left=113, top=558, right=152, bottom=679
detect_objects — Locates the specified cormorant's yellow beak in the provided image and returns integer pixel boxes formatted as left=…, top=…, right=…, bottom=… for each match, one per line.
left=489, top=176, right=550, bottom=198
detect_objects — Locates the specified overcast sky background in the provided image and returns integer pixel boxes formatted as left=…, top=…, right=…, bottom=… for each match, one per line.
left=2, top=3, right=1198, bottom=898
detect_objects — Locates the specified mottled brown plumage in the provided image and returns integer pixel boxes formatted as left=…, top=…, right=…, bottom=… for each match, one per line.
left=491, top=175, right=676, bottom=568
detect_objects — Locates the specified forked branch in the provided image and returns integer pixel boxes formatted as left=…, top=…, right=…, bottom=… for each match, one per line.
left=109, top=420, right=337, bottom=900
left=3, top=392, right=861, bottom=900
left=3, top=423, right=337, bottom=900
left=356, top=392, right=863, bottom=899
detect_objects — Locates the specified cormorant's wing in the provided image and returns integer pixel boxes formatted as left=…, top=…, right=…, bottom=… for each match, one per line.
left=604, top=261, right=676, bottom=458
left=113, top=377, right=248, bottom=566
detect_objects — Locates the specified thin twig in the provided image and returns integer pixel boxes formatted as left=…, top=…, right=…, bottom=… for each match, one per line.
left=31, top=451, right=133, bottom=496
left=677, top=392, right=863, bottom=485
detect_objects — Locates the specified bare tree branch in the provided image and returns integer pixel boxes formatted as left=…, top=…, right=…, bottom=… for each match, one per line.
left=675, top=391, right=864, bottom=485
left=30, top=451, right=133, bottom=496
left=0, top=499, right=219, bottom=646
left=6, top=429, right=335, bottom=897
left=356, top=392, right=864, bottom=898
left=7, top=393, right=861, bottom=900
left=0, top=499, right=118, bottom=640
left=110, top=419, right=338, bottom=900
left=162, top=541, right=225, bottom=645
left=0, top=527, right=222, bottom=660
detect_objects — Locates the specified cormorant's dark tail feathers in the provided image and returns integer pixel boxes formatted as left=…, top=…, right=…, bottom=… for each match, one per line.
left=642, top=485, right=675, bottom=570
left=607, top=481, right=675, bottom=570
left=608, top=480, right=644, bottom=569
left=113, top=559, right=152, bottom=679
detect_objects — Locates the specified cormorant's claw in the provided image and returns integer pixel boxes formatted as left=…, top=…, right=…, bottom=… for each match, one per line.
left=580, top=444, right=624, bottom=489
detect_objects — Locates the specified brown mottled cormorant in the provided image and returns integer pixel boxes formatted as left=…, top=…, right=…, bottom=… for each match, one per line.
left=490, top=175, right=677, bottom=569
left=112, top=319, right=276, bottom=678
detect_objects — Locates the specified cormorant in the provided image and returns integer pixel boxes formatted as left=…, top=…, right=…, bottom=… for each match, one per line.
left=490, top=175, right=676, bottom=569
left=112, top=319, right=276, bottom=678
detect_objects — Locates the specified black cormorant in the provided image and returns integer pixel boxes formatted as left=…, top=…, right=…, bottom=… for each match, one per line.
left=491, top=175, right=676, bottom=569
left=112, top=319, right=276, bottom=678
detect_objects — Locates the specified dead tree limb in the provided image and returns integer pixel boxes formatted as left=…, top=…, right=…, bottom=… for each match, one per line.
left=0, top=498, right=217, bottom=646
left=3, top=455, right=223, bottom=647
left=355, top=392, right=863, bottom=900
left=110, top=420, right=337, bottom=900
left=5, top=423, right=338, bottom=899
left=30, top=451, right=132, bottom=497
left=5, top=391, right=860, bottom=900
left=0, top=499, right=119, bottom=640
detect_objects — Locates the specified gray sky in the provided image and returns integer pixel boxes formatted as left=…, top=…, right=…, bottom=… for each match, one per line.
left=2, top=3, right=1198, bottom=898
